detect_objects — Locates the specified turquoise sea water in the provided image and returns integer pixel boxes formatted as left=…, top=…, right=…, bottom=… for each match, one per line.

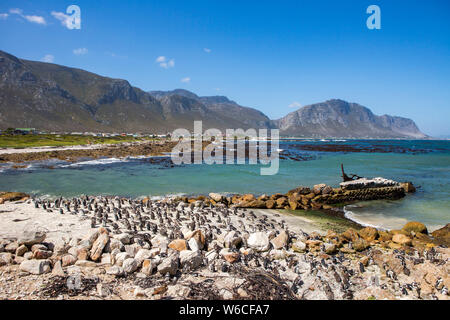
left=0, top=140, right=449, bottom=231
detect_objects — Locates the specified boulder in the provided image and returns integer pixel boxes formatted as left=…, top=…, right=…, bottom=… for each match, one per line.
left=15, top=244, right=28, bottom=257
left=134, top=249, right=153, bottom=265
left=115, top=252, right=131, bottom=266
left=187, top=230, right=205, bottom=248
left=220, top=248, right=240, bottom=263
left=179, top=250, right=203, bottom=269
left=341, top=228, right=360, bottom=242
left=352, top=239, right=369, bottom=251
left=286, top=186, right=311, bottom=196
left=247, top=232, right=270, bottom=252
left=106, top=266, right=124, bottom=276
left=358, top=227, right=379, bottom=242
left=90, top=231, right=110, bottom=261
left=19, top=259, right=51, bottom=275
left=18, top=230, right=46, bottom=246
left=157, top=254, right=179, bottom=276
left=292, top=240, right=306, bottom=253
left=402, top=222, right=428, bottom=235
left=265, top=200, right=276, bottom=209
left=270, top=231, right=289, bottom=250
left=209, top=193, right=223, bottom=202
left=276, top=197, right=288, bottom=208
left=168, top=239, right=188, bottom=251
left=115, top=233, right=131, bottom=245
left=188, top=238, right=202, bottom=251
left=33, top=249, right=52, bottom=260
left=5, top=242, right=19, bottom=253
left=0, top=252, right=13, bottom=266
left=123, top=258, right=139, bottom=273
left=141, top=259, right=155, bottom=275
left=400, top=182, right=416, bottom=193
left=323, top=243, right=337, bottom=254
left=313, top=184, right=327, bottom=195
left=431, top=223, right=450, bottom=246
left=392, top=234, right=412, bottom=246
left=61, top=254, right=77, bottom=267
left=52, top=260, right=65, bottom=277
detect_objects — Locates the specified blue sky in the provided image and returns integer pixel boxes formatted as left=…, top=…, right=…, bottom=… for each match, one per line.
left=1, top=0, right=449, bottom=136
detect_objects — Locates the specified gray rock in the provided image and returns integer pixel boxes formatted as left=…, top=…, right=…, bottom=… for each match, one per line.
left=123, top=258, right=139, bottom=273
left=115, top=252, right=131, bottom=266
left=0, top=252, right=13, bottom=266
left=134, top=249, right=153, bottom=265
left=157, top=254, right=179, bottom=276
left=19, top=259, right=51, bottom=275
left=97, top=283, right=111, bottom=297
left=106, top=266, right=124, bottom=276
left=18, top=230, right=46, bottom=246
left=179, top=250, right=203, bottom=269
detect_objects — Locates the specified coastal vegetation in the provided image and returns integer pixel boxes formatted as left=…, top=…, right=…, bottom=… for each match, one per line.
left=0, top=133, right=152, bottom=149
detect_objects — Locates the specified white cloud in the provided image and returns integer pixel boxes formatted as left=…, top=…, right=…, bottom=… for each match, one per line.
left=73, top=48, right=88, bottom=55
left=51, top=11, right=71, bottom=28
left=288, top=101, right=302, bottom=108
left=155, top=56, right=175, bottom=69
left=0, top=13, right=8, bottom=19
left=24, top=15, right=46, bottom=25
left=9, top=8, right=23, bottom=15
left=41, top=54, right=54, bottom=63
left=181, top=77, right=191, bottom=83
left=155, top=56, right=166, bottom=63
left=9, top=8, right=46, bottom=25
left=204, top=48, right=211, bottom=53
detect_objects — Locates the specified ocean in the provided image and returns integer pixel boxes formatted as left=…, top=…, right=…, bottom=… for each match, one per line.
left=1, top=139, right=449, bottom=231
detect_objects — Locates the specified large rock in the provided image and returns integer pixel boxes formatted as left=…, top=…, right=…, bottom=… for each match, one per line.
left=431, top=223, right=450, bottom=246
left=157, top=254, right=179, bottom=276
left=286, top=186, right=311, bottom=196
left=168, top=239, right=188, bottom=251
left=123, top=258, right=139, bottom=273
left=392, top=234, right=412, bottom=246
left=292, top=240, right=306, bottom=253
left=179, top=250, right=203, bottom=269
left=134, top=249, right=153, bottom=265
left=18, top=230, right=46, bottom=246
left=61, top=254, right=77, bottom=267
left=209, top=193, right=223, bottom=202
left=358, top=227, right=379, bottom=242
left=402, top=222, right=428, bottom=235
left=90, top=230, right=110, bottom=261
left=19, top=259, right=51, bottom=275
left=0, top=252, right=13, bottom=266
left=247, top=232, right=270, bottom=252
left=270, top=231, right=289, bottom=250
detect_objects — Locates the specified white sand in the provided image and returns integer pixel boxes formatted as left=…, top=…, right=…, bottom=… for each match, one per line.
left=0, top=201, right=91, bottom=242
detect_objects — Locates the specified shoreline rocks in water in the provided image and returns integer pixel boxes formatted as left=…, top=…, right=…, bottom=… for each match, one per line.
left=0, top=194, right=448, bottom=300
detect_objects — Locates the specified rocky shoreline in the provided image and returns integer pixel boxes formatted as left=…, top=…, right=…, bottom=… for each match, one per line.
left=0, top=188, right=449, bottom=300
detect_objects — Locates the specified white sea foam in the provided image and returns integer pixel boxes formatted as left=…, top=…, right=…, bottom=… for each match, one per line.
left=60, top=157, right=128, bottom=167
left=343, top=205, right=409, bottom=231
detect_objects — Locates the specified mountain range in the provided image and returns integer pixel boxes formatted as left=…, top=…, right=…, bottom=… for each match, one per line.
left=0, top=50, right=427, bottom=138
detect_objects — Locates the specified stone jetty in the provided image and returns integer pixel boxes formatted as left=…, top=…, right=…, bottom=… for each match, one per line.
left=0, top=190, right=448, bottom=300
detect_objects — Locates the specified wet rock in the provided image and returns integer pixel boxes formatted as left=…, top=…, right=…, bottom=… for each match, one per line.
left=247, top=232, right=270, bottom=252
left=17, top=230, right=46, bottom=246
left=19, top=259, right=51, bottom=275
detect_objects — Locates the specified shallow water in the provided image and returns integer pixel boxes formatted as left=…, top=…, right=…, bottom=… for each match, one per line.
left=0, top=139, right=449, bottom=230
